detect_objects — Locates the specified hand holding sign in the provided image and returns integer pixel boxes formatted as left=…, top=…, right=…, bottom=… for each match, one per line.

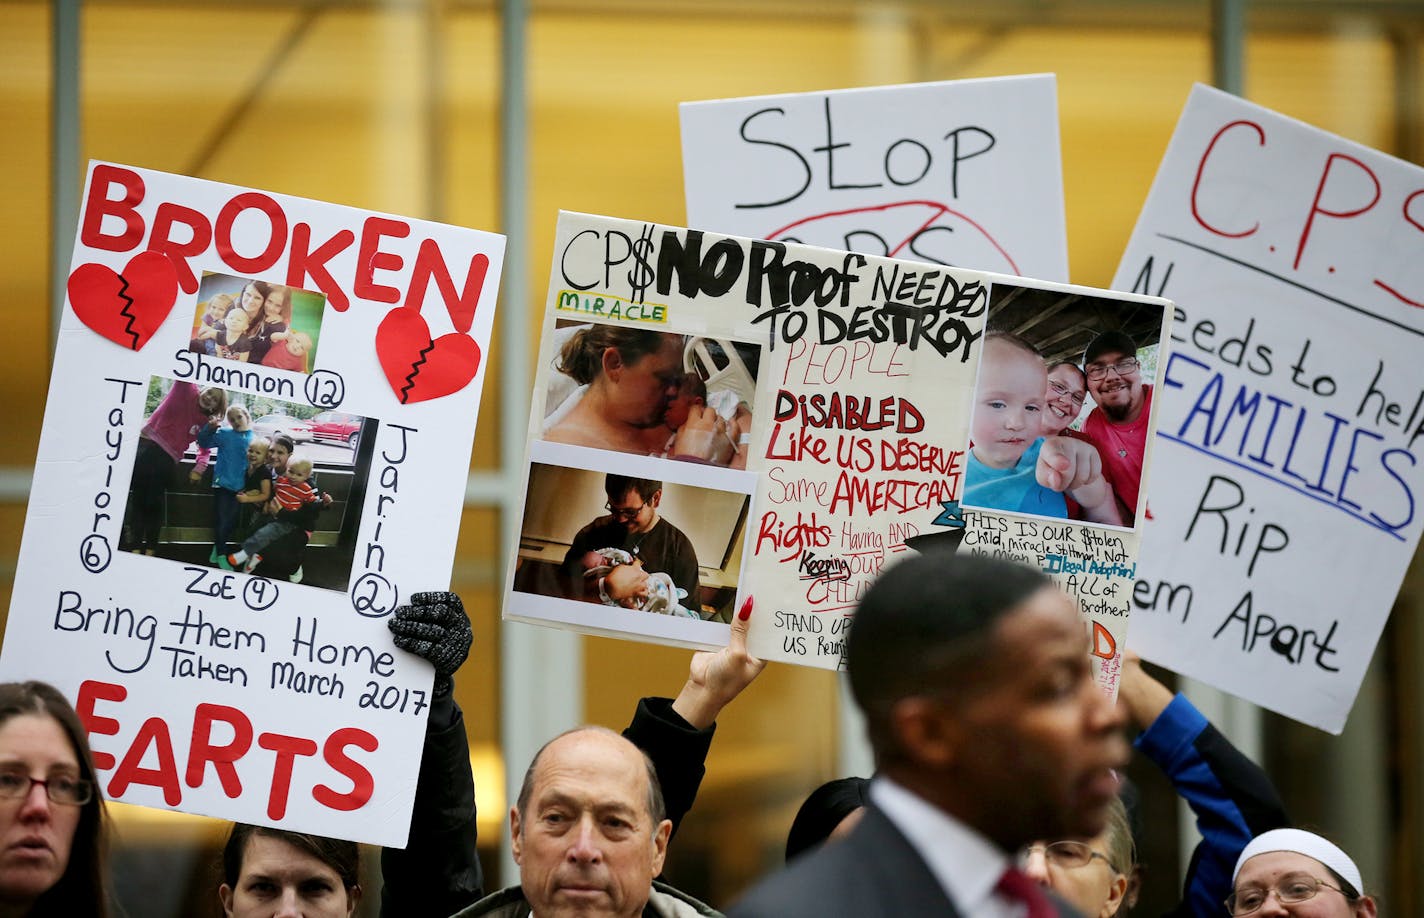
left=388, top=591, right=473, bottom=697
left=671, top=597, right=766, bottom=729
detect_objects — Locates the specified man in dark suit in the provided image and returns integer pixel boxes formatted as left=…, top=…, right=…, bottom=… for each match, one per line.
left=730, top=553, right=1128, bottom=917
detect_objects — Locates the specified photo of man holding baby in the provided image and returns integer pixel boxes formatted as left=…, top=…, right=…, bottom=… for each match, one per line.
left=512, top=465, right=751, bottom=625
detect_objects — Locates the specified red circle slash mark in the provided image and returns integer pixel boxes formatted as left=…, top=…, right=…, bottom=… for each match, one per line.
left=376, top=308, right=482, bottom=405
left=768, top=200, right=1021, bottom=276
left=67, top=251, right=179, bottom=351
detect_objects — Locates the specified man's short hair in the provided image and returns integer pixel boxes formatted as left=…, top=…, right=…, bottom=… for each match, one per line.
left=1083, top=330, right=1138, bottom=367
left=846, top=552, right=1051, bottom=761
left=516, top=725, right=667, bottom=825
left=605, top=475, right=662, bottom=503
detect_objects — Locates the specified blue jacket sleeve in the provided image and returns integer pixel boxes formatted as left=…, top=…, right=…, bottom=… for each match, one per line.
left=1137, top=693, right=1289, bottom=918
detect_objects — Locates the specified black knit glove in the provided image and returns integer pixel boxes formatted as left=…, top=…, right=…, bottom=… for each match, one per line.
left=388, top=591, right=472, bottom=697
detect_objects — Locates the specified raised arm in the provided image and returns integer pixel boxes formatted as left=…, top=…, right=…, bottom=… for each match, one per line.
left=624, top=598, right=765, bottom=835
left=381, top=591, right=481, bottom=917
left=1121, top=654, right=1290, bottom=918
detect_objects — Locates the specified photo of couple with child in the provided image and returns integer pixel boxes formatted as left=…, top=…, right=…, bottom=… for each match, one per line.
left=188, top=272, right=324, bottom=373
left=963, top=286, right=1165, bottom=529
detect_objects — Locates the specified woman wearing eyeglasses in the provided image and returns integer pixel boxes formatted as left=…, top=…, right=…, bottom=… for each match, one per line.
left=0, top=681, right=108, bottom=917
left=1016, top=652, right=1297, bottom=917
left=1021, top=797, right=1135, bottom=917
left=1043, top=362, right=1090, bottom=439
left=1228, top=829, right=1375, bottom=917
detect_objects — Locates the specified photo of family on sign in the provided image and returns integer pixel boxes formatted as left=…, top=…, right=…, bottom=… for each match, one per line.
left=120, top=376, right=374, bottom=591
left=188, top=271, right=326, bottom=372
left=963, top=282, right=1166, bottom=529
left=513, top=463, right=750, bottom=625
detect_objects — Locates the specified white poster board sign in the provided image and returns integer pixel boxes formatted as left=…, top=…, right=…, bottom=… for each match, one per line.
left=1115, top=85, right=1424, bottom=733
left=681, top=75, right=1068, bottom=281
left=958, top=280, right=1170, bottom=697
left=506, top=212, right=1165, bottom=688
left=2, top=162, right=503, bottom=843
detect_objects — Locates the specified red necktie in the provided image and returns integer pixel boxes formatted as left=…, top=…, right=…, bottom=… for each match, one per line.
left=996, top=866, right=1057, bottom=918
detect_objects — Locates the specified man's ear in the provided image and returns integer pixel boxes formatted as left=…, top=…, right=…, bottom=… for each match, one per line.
left=218, top=884, right=235, bottom=917
left=510, top=806, right=524, bottom=864
left=649, top=489, right=663, bottom=509
left=888, top=696, right=959, bottom=769
left=345, top=884, right=363, bottom=918
left=650, top=818, right=672, bottom=877
left=602, top=347, right=624, bottom=380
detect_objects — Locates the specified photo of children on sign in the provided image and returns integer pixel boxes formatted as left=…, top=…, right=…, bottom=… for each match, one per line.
left=121, top=376, right=374, bottom=591
left=962, top=283, right=1165, bottom=529
left=511, top=445, right=751, bottom=646
left=541, top=320, right=760, bottom=469
left=188, top=272, right=325, bottom=372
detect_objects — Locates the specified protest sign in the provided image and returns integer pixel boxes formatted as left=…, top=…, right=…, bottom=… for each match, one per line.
left=505, top=214, right=761, bottom=649
left=1115, top=85, right=1424, bottom=733
left=2, top=162, right=504, bottom=844
left=505, top=212, right=1166, bottom=685
left=681, top=74, right=1068, bottom=281
left=956, top=280, right=1171, bottom=696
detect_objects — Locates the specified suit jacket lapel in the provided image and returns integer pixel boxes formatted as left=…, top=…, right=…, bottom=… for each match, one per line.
left=847, top=805, right=964, bottom=916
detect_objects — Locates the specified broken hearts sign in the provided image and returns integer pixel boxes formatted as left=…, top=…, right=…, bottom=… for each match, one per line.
left=70, top=163, right=499, bottom=404
left=1, top=162, right=503, bottom=844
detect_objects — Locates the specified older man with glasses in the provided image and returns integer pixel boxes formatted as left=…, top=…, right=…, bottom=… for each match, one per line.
left=562, top=475, right=701, bottom=612
left=1079, top=331, right=1152, bottom=525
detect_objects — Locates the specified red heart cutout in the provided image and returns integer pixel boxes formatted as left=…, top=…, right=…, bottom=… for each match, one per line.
left=67, top=251, right=179, bottom=351
left=376, top=308, right=481, bottom=404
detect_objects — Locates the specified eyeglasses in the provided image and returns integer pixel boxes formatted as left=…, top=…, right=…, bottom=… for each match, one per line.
left=1085, top=358, right=1140, bottom=381
left=604, top=500, right=647, bottom=521
left=1017, top=841, right=1116, bottom=872
left=0, top=771, right=93, bottom=806
left=1225, top=874, right=1345, bottom=915
left=1048, top=381, right=1086, bottom=406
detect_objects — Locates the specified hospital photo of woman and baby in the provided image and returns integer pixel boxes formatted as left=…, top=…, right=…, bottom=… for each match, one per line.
left=541, top=321, right=761, bottom=469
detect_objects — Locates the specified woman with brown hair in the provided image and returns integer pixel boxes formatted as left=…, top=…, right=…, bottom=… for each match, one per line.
left=546, top=324, right=691, bottom=454
left=0, top=681, right=109, bottom=917
left=244, top=283, right=294, bottom=366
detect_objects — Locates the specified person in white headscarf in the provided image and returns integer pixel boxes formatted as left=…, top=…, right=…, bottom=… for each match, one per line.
left=1227, top=828, right=1376, bottom=917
